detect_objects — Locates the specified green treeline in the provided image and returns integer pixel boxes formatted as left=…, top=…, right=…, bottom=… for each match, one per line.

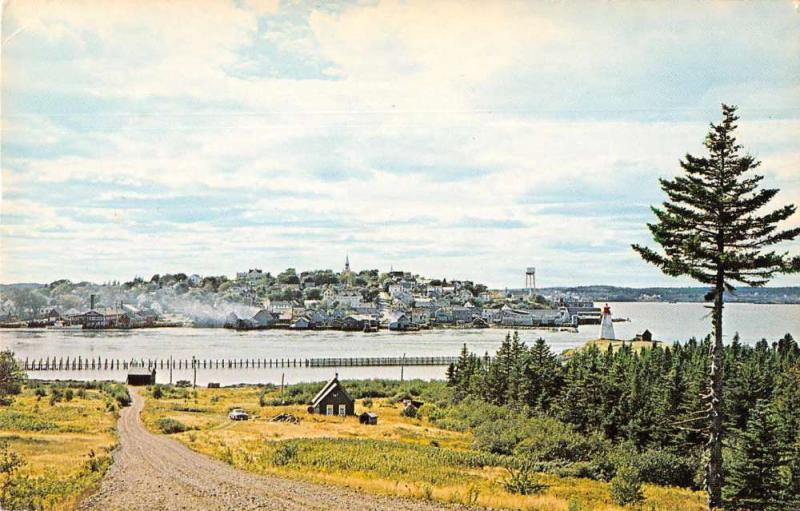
left=444, top=332, right=800, bottom=510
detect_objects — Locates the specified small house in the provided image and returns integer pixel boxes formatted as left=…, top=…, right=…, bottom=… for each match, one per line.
left=387, top=311, right=410, bottom=331
left=308, top=375, right=354, bottom=416
left=251, top=309, right=275, bottom=327
left=127, top=367, right=155, bottom=386
left=635, top=329, right=653, bottom=342
left=290, top=316, right=311, bottom=329
left=359, top=412, right=378, bottom=425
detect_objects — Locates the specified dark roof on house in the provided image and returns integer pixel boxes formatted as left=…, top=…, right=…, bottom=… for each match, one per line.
left=311, top=376, right=351, bottom=406
left=127, top=367, right=154, bottom=376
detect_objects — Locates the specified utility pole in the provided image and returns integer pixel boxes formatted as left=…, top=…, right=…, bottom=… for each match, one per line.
left=192, top=355, right=197, bottom=389
left=400, top=352, right=405, bottom=382
left=281, top=373, right=285, bottom=403
left=169, top=355, right=173, bottom=385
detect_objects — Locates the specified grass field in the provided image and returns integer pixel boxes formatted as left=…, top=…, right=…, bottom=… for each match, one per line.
left=142, top=384, right=705, bottom=511
left=561, top=339, right=663, bottom=357
left=0, top=383, right=122, bottom=510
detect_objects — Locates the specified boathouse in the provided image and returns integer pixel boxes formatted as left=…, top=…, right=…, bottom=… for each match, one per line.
left=127, top=367, right=156, bottom=386
left=308, top=375, right=354, bottom=416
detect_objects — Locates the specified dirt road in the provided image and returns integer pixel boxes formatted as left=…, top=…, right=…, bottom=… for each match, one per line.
left=79, top=388, right=461, bottom=511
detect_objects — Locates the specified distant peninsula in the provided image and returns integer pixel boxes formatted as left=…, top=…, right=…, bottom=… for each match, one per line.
left=532, top=285, right=800, bottom=304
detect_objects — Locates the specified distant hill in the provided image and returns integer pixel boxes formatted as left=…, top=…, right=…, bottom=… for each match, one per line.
left=0, top=283, right=45, bottom=290
left=533, top=286, right=800, bottom=304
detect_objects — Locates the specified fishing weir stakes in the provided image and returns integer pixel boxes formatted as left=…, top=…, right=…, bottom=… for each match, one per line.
left=21, top=355, right=469, bottom=371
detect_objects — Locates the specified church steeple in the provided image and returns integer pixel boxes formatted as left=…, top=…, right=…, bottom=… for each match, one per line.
left=345, top=254, right=350, bottom=272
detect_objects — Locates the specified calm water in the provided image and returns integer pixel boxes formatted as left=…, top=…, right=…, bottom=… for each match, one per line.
left=2, top=302, right=797, bottom=385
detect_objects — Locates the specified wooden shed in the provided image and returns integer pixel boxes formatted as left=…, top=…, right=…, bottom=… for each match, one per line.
left=127, top=367, right=155, bottom=386
left=308, top=375, right=354, bottom=416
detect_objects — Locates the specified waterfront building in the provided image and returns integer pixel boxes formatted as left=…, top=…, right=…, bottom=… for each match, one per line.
left=290, top=316, right=311, bottom=329
left=387, top=311, right=411, bottom=330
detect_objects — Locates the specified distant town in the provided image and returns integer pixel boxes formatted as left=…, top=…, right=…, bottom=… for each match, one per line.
left=1, top=258, right=798, bottom=331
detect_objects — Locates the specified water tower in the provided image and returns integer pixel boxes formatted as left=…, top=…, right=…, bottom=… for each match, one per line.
left=525, top=267, right=536, bottom=297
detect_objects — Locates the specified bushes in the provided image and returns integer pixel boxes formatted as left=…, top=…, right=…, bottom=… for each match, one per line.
left=0, top=350, right=25, bottom=404
left=633, top=448, right=696, bottom=488
left=400, top=405, right=418, bottom=418
left=103, top=383, right=130, bottom=407
left=261, top=438, right=510, bottom=485
left=513, top=417, right=610, bottom=463
left=151, top=385, right=163, bottom=399
left=610, top=465, right=645, bottom=507
left=501, top=463, right=548, bottom=495
left=429, top=398, right=512, bottom=433
left=2, top=458, right=111, bottom=510
left=271, top=442, right=298, bottom=466
left=156, top=418, right=188, bottom=434
left=0, top=440, right=25, bottom=504
left=472, top=416, right=529, bottom=455
left=0, top=412, right=57, bottom=432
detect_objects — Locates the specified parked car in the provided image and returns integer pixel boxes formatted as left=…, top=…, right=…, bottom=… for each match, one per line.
left=228, top=409, right=249, bottom=421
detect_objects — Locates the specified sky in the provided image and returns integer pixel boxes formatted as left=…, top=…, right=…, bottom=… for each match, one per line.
left=1, top=0, right=799, bottom=288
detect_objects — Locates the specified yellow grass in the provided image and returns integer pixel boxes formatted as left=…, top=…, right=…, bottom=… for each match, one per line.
left=0, top=385, right=118, bottom=511
left=143, top=386, right=705, bottom=511
left=562, top=339, right=663, bottom=357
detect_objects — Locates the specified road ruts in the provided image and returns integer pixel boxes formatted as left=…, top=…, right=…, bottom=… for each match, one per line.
left=78, top=388, right=467, bottom=511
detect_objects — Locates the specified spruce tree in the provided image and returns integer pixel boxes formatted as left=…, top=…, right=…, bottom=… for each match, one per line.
left=632, top=104, right=799, bottom=510
left=484, top=333, right=513, bottom=405
left=523, top=337, right=562, bottom=412
left=724, top=399, right=784, bottom=511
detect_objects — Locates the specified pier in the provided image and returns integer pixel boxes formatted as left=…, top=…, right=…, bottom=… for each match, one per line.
left=20, top=355, right=464, bottom=371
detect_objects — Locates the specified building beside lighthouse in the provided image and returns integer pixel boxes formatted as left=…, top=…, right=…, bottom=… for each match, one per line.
left=599, top=303, right=615, bottom=340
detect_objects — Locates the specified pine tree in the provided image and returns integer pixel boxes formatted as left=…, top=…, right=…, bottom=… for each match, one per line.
left=724, top=400, right=784, bottom=511
left=453, top=344, right=479, bottom=395
left=784, top=440, right=800, bottom=511
left=484, top=333, right=513, bottom=405
left=632, top=104, right=800, bottom=510
left=523, top=337, right=562, bottom=412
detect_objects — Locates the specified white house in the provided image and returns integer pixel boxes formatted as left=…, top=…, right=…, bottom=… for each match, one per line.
left=336, top=292, right=364, bottom=308
left=265, top=300, right=293, bottom=313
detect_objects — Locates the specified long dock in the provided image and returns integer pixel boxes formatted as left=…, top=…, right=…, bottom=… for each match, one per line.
left=20, top=355, right=463, bottom=371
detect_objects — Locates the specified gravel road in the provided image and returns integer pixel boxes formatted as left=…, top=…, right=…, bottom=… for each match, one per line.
left=79, top=388, right=463, bottom=511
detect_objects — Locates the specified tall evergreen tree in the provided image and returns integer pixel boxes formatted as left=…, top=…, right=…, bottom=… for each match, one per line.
left=484, top=333, right=513, bottom=405
left=522, top=337, right=562, bottom=412
left=632, top=104, right=800, bottom=509
left=724, top=400, right=784, bottom=511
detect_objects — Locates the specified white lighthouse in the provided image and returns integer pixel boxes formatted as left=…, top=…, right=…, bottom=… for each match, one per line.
left=599, top=303, right=615, bottom=340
